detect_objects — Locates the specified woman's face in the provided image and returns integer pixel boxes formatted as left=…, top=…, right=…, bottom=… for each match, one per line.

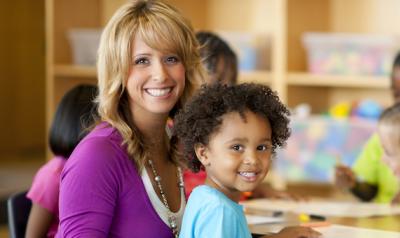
left=126, top=35, right=186, bottom=118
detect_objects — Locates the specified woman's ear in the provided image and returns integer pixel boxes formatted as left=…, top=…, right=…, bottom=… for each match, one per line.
left=194, top=143, right=210, bottom=167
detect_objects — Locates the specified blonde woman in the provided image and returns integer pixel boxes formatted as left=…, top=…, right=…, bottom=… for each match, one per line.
left=57, top=1, right=203, bottom=237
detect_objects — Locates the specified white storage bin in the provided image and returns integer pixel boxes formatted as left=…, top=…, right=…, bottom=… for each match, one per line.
left=67, top=28, right=102, bottom=66
left=302, top=32, right=399, bottom=76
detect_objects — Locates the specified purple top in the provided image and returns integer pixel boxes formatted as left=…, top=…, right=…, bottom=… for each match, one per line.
left=27, top=156, right=66, bottom=237
left=57, top=122, right=174, bottom=238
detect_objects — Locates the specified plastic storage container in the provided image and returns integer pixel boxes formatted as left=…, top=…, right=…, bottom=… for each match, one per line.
left=218, top=31, right=270, bottom=71
left=302, top=32, right=399, bottom=76
left=68, top=28, right=102, bottom=66
left=274, top=116, right=376, bottom=183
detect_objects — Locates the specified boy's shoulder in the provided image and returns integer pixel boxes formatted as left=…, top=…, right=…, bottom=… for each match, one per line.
left=189, top=185, right=240, bottom=211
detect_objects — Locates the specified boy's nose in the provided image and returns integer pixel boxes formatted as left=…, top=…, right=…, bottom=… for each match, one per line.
left=243, top=151, right=259, bottom=165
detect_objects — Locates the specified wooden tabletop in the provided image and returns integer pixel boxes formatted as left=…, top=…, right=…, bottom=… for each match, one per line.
left=248, top=212, right=400, bottom=235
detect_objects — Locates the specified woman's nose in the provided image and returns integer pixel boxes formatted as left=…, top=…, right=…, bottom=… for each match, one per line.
left=152, top=61, right=167, bottom=82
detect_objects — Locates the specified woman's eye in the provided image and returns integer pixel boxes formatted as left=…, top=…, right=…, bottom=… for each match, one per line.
left=134, top=58, right=149, bottom=65
left=165, top=56, right=179, bottom=64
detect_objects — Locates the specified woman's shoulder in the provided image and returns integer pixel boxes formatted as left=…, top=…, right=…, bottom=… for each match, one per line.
left=66, top=122, right=130, bottom=170
left=83, top=121, right=123, bottom=143
left=76, top=122, right=123, bottom=151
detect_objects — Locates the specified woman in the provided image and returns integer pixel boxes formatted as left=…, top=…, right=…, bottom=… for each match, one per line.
left=57, top=1, right=203, bottom=237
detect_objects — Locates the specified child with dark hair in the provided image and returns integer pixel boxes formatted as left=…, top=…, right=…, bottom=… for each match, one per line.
left=25, top=84, right=98, bottom=238
left=183, top=31, right=303, bottom=201
left=176, top=83, right=320, bottom=238
left=196, top=31, right=238, bottom=86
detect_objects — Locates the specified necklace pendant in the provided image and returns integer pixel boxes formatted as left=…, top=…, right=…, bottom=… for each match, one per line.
left=147, top=159, right=184, bottom=237
left=170, top=220, right=177, bottom=229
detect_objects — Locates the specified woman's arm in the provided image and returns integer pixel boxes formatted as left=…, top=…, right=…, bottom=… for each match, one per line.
left=25, top=203, right=54, bottom=238
left=58, top=138, right=120, bottom=237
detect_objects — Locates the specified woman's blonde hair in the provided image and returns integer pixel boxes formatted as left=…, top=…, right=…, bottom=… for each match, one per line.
left=378, top=102, right=400, bottom=149
left=96, top=0, right=204, bottom=171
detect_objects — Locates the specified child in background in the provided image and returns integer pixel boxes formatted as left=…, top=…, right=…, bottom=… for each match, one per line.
left=196, top=31, right=238, bottom=86
left=335, top=51, right=400, bottom=203
left=377, top=103, right=400, bottom=203
left=25, top=85, right=97, bottom=238
left=175, top=83, right=321, bottom=238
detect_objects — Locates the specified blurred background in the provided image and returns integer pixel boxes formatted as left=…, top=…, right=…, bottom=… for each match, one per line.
left=2, top=0, right=400, bottom=236
left=0, top=1, right=45, bottom=235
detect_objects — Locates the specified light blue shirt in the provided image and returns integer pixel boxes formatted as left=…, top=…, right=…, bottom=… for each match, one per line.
left=179, top=185, right=251, bottom=238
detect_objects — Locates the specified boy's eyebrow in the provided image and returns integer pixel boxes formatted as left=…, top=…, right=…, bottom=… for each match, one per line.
left=224, top=137, right=272, bottom=144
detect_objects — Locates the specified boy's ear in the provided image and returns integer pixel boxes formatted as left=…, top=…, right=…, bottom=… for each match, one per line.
left=194, top=143, right=210, bottom=166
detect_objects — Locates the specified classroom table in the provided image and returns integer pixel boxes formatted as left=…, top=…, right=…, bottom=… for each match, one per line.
left=246, top=205, right=400, bottom=235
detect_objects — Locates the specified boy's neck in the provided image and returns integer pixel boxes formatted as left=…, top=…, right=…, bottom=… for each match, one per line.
left=204, top=177, right=241, bottom=202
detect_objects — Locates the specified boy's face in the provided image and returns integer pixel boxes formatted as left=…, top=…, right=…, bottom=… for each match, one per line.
left=378, top=127, right=400, bottom=177
left=195, top=111, right=272, bottom=202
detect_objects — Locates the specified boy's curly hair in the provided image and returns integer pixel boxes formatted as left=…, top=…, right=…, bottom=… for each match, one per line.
left=174, top=83, right=291, bottom=172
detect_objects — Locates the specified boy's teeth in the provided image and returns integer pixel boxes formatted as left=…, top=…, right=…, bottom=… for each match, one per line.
left=146, top=88, right=171, bottom=97
left=239, top=172, right=256, bottom=177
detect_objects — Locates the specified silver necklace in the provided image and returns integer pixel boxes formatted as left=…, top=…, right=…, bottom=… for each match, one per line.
left=147, top=159, right=184, bottom=238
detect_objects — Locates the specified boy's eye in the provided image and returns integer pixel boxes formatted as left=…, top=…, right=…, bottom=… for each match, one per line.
left=134, top=58, right=149, bottom=65
left=257, top=144, right=270, bottom=151
left=231, top=145, right=243, bottom=151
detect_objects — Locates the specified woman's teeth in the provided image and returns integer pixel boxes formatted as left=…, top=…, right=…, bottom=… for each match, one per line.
left=146, top=88, right=172, bottom=97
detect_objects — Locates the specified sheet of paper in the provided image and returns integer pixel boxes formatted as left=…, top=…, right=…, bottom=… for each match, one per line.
left=245, top=214, right=285, bottom=225
left=242, top=199, right=400, bottom=217
left=315, top=225, right=400, bottom=238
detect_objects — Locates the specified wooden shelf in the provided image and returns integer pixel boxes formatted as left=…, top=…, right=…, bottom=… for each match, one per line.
left=238, top=70, right=271, bottom=85
left=54, top=64, right=97, bottom=78
left=287, top=72, right=390, bottom=89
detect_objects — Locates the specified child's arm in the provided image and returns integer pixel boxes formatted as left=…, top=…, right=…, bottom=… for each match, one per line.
left=350, top=181, right=378, bottom=201
left=25, top=203, right=54, bottom=238
left=262, top=226, right=322, bottom=238
left=335, top=165, right=378, bottom=201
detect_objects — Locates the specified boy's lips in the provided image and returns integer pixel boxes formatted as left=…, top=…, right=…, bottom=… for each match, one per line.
left=238, top=171, right=259, bottom=182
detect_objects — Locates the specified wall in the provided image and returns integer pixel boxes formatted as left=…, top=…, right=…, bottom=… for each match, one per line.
left=0, top=1, right=45, bottom=158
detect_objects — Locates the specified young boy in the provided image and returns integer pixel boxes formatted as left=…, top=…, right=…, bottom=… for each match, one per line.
left=335, top=51, right=400, bottom=203
left=377, top=102, right=400, bottom=203
left=175, top=83, right=321, bottom=238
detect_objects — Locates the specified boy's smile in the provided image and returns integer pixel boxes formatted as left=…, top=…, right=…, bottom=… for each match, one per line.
left=195, top=110, right=272, bottom=202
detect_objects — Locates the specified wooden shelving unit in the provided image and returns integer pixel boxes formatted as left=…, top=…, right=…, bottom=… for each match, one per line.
left=46, top=0, right=400, bottom=132
left=287, top=73, right=389, bottom=89
left=54, top=65, right=97, bottom=78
